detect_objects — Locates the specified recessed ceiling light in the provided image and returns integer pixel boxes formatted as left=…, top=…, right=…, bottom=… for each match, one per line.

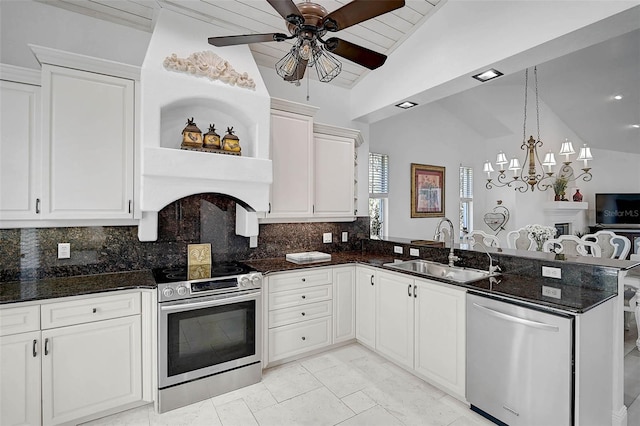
left=614, top=95, right=623, bottom=100
left=632, top=124, right=640, bottom=128
left=396, top=101, right=418, bottom=109
left=472, top=68, right=504, bottom=82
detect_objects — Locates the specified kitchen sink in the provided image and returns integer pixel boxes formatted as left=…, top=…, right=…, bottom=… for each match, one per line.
left=384, top=259, right=495, bottom=283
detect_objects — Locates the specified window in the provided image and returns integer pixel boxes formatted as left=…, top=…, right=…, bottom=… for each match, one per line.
left=369, top=153, right=389, bottom=238
left=459, top=166, right=473, bottom=238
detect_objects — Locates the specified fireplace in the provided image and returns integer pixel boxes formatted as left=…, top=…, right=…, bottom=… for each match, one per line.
left=555, top=222, right=570, bottom=236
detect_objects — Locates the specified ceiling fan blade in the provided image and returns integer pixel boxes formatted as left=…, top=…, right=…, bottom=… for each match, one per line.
left=284, top=59, right=308, bottom=81
left=323, top=0, right=405, bottom=32
left=325, top=38, right=387, bottom=70
left=208, top=33, right=287, bottom=47
left=267, top=0, right=303, bottom=25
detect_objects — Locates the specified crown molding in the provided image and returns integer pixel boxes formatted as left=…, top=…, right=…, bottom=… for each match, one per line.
left=314, top=122, right=364, bottom=147
left=29, top=44, right=140, bottom=80
left=270, top=97, right=319, bottom=117
left=0, top=64, right=41, bottom=85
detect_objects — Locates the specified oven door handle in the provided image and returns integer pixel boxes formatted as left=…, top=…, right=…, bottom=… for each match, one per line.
left=160, top=290, right=261, bottom=312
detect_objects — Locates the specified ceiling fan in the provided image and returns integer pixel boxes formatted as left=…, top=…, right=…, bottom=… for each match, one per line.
left=208, top=0, right=406, bottom=83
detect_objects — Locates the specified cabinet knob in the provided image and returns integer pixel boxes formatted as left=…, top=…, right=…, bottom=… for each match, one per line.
left=92, top=308, right=97, bottom=313
left=301, top=336, right=306, bottom=341
left=301, top=278, right=306, bottom=282
left=301, top=295, right=306, bottom=299
left=301, top=312, right=306, bottom=316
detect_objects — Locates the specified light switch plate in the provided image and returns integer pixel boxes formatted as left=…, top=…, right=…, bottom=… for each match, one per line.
left=58, top=243, right=70, bottom=259
left=410, top=248, right=420, bottom=256
left=394, top=246, right=403, bottom=254
left=342, top=232, right=348, bottom=242
left=323, top=233, right=332, bottom=243
left=542, top=266, right=561, bottom=279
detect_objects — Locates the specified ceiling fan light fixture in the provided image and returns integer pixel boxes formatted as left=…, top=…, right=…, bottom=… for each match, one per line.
left=472, top=68, right=503, bottom=82
left=313, top=46, right=341, bottom=83
left=275, top=46, right=301, bottom=80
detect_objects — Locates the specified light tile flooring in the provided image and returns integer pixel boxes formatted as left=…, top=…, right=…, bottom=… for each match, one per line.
left=82, top=343, right=493, bottom=426
left=83, top=326, right=640, bottom=426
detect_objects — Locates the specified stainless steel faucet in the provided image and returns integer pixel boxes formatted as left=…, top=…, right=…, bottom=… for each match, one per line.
left=472, top=241, right=502, bottom=275
left=434, top=217, right=460, bottom=267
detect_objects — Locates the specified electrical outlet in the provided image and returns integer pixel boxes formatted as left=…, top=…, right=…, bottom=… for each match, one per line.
left=342, top=232, right=348, bottom=242
left=58, top=243, right=71, bottom=259
left=323, top=233, right=332, bottom=243
left=542, top=286, right=562, bottom=299
left=542, top=266, right=562, bottom=279
left=393, top=246, right=403, bottom=254
left=410, top=248, right=419, bottom=257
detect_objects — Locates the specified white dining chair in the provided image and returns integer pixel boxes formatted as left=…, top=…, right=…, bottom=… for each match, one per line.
left=543, top=235, right=602, bottom=257
left=582, top=230, right=631, bottom=259
left=506, top=227, right=536, bottom=251
left=467, top=230, right=500, bottom=248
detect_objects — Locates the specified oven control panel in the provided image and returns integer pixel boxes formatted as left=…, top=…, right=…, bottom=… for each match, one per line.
left=158, top=273, right=263, bottom=302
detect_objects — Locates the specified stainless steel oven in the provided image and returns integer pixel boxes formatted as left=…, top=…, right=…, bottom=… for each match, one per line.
left=155, top=263, right=262, bottom=413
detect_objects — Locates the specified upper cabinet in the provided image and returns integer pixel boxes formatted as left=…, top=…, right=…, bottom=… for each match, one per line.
left=266, top=99, right=361, bottom=222
left=0, top=49, right=139, bottom=227
left=41, top=65, right=134, bottom=220
left=0, top=80, right=41, bottom=220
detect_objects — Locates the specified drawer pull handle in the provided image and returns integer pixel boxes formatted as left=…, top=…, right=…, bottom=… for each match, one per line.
left=301, top=278, right=306, bottom=282
left=301, top=312, right=306, bottom=316
left=414, top=285, right=417, bottom=298
left=32, top=339, right=37, bottom=357
left=408, top=284, right=412, bottom=297
left=301, top=295, right=306, bottom=299
left=370, top=275, right=374, bottom=286
left=44, top=338, right=49, bottom=356
left=92, top=308, right=97, bottom=313
left=301, top=336, right=306, bottom=341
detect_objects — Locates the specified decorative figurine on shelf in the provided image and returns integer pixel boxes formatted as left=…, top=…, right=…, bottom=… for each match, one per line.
left=222, top=127, right=241, bottom=153
left=181, top=117, right=203, bottom=148
left=203, top=124, right=221, bottom=149
left=573, top=189, right=583, bottom=202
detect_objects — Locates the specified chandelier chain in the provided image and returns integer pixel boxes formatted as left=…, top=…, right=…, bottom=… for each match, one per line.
left=535, top=66, right=540, bottom=141
left=522, top=68, right=528, bottom=143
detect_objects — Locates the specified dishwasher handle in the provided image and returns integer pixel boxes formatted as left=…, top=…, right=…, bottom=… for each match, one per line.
left=472, top=302, right=559, bottom=332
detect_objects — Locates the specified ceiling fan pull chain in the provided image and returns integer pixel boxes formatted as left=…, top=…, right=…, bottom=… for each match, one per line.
left=306, top=66, right=310, bottom=101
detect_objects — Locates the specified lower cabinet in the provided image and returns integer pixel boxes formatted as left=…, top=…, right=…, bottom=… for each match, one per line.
left=0, top=291, right=147, bottom=426
left=355, top=266, right=376, bottom=348
left=266, top=266, right=356, bottom=364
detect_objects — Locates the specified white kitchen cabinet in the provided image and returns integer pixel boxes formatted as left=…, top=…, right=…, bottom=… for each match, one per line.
left=332, top=266, right=355, bottom=343
left=355, top=266, right=377, bottom=348
left=375, top=271, right=414, bottom=369
left=267, top=102, right=359, bottom=221
left=0, top=80, right=41, bottom=220
left=0, top=291, right=147, bottom=426
left=41, top=315, right=142, bottom=425
left=314, top=133, right=355, bottom=217
left=414, top=278, right=466, bottom=399
left=269, top=109, right=314, bottom=218
left=41, top=65, right=134, bottom=220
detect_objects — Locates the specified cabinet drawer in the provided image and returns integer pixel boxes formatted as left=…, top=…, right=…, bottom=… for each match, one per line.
left=41, top=292, right=141, bottom=329
left=269, top=316, right=332, bottom=362
left=269, top=269, right=332, bottom=293
left=269, top=300, right=332, bottom=328
left=269, top=284, right=332, bottom=311
left=0, top=305, right=40, bottom=336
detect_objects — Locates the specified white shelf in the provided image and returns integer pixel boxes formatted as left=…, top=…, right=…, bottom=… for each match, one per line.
left=544, top=202, right=588, bottom=212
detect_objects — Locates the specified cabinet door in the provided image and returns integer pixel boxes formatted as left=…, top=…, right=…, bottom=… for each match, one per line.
left=269, top=110, right=313, bottom=217
left=0, top=81, right=41, bottom=220
left=0, top=331, right=42, bottom=426
left=333, top=267, right=355, bottom=343
left=41, top=315, right=141, bottom=425
left=375, top=271, right=414, bottom=369
left=41, top=65, right=134, bottom=219
left=414, top=279, right=466, bottom=399
left=314, top=134, right=354, bottom=216
left=355, top=267, right=376, bottom=348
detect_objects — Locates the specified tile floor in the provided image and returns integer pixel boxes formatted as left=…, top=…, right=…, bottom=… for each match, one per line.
left=83, top=323, right=640, bottom=426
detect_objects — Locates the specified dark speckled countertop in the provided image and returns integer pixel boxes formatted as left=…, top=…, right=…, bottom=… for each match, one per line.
left=245, top=251, right=617, bottom=314
left=0, top=270, right=156, bottom=304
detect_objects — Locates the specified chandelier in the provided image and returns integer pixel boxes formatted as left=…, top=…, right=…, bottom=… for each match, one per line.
left=275, top=37, right=342, bottom=84
left=483, top=66, right=593, bottom=192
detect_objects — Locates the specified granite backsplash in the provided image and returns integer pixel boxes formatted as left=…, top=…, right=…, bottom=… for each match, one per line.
left=0, top=194, right=369, bottom=282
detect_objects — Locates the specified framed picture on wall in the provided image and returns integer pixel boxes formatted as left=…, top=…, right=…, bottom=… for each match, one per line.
left=411, top=163, right=445, bottom=218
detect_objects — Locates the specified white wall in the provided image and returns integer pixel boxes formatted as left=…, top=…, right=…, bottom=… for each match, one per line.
left=369, top=102, right=484, bottom=240
left=0, top=0, right=151, bottom=68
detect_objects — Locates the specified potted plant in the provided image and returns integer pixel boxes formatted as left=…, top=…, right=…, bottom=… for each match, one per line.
left=552, top=177, right=568, bottom=201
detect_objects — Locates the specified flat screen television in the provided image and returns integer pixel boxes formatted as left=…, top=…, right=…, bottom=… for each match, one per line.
left=595, top=193, right=640, bottom=228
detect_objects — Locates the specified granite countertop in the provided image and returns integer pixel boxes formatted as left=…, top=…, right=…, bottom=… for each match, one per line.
left=0, top=270, right=156, bottom=305
left=245, top=251, right=617, bottom=314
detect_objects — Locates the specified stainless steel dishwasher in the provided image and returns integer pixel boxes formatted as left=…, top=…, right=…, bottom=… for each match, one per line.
left=466, top=292, right=574, bottom=426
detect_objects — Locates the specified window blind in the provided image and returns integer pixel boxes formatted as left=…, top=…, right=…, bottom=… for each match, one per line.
left=460, top=166, right=473, bottom=199
left=369, top=153, right=389, bottom=196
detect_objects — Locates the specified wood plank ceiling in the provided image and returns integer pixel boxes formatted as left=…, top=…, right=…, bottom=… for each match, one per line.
left=34, top=0, right=442, bottom=87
